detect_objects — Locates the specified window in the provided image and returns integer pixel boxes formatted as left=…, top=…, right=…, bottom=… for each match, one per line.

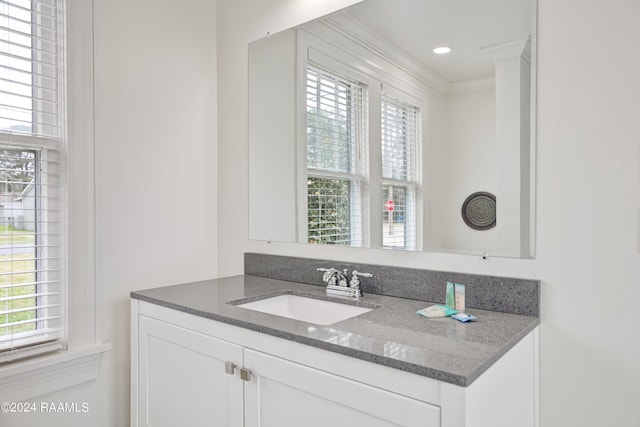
left=304, top=62, right=421, bottom=250
left=0, top=0, right=65, bottom=362
left=381, top=94, right=419, bottom=250
left=306, top=65, right=366, bottom=246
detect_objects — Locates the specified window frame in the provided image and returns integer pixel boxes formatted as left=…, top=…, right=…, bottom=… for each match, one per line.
left=296, top=30, right=425, bottom=250
left=305, top=63, right=368, bottom=246
left=0, top=0, right=108, bottom=401
left=380, top=87, right=422, bottom=251
left=0, top=0, right=67, bottom=360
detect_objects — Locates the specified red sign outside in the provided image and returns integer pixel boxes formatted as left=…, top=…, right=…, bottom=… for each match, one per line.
left=385, top=200, right=395, bottom=211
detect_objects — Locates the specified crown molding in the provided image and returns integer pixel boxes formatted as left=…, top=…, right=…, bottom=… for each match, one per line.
left=317, top=14, right=450, bottom=94
left=482, top=37, right=531, bottom=64
left=447, top=76, right=495, bottom=95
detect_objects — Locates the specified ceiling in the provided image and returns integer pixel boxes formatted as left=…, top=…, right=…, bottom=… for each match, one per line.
left=341, top=0, right=533, bottom=83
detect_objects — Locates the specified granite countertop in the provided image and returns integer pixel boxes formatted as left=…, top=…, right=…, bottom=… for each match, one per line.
left=131, top=274, right=539, bottom=387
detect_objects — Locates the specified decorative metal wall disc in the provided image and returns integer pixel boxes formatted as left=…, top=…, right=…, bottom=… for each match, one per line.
left=461, top=192, right=496, bottom=230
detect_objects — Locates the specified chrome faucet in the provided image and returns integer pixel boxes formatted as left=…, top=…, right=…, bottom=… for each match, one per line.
left=317, top=268, right=347, bottom=286
left=317, top=267, right=373, bottom=299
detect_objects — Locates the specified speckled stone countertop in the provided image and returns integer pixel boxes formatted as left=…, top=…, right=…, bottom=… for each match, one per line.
left=131, top=274, right=538, bottom=387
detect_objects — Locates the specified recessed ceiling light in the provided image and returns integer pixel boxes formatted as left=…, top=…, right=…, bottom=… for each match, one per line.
left=433, top=46, right=452, bottom=55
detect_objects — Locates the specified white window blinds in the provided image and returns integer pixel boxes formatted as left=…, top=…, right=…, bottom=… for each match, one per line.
left=0, top=0, right=64, bottom=362
left=381, top=93, right=419, bottom=250
left=0, top=0, right=60, bottom=137
left=306, top=65, right=365, bottom=175
left=306, top=65, right=366, bottom=246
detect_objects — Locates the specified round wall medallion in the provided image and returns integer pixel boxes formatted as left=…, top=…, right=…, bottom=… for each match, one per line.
left=461, top=192, right=496, bottom=230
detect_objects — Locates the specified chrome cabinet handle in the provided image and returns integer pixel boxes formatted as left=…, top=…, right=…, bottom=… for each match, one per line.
left=240, top=367, right=252, bottom=382
left=225, top=361, right=236, bottom=375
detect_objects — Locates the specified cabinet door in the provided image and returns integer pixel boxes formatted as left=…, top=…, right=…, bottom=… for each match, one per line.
left=137, top=316, right=243, bottom=427
left=244, top=349, right=440, bottom=427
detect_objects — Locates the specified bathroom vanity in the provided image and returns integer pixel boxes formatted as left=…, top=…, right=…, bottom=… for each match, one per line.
left=131, top=256, right=539, bottom=427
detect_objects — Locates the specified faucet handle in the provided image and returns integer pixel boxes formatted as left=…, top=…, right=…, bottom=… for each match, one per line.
left=351, top=270, right=373, bottom=279
left=350, top=270, right=373, bottom=287
left=347, top=270, right=372, bottom=298
left=317, top=267, right=336, bottom=284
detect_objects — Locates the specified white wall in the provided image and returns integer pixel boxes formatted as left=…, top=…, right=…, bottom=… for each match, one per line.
left=93, top=1, right=218, bottom=425
left=426, top=87, right=497, bottom=254
left=218, top=1, right=640, bottom=426
left=535, top=1, right=639, bottom=424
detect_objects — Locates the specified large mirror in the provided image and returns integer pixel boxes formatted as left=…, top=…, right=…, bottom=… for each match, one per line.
left=249, top=0, right=536, bottom=258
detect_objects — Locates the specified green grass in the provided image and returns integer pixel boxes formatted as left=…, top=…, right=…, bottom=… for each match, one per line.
left=0, top=225, right=35, bottom=246
left=0, top=252, right=36, bottom=336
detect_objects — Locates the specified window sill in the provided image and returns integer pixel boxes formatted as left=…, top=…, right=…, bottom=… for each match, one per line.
left=0, top=343, right=111, bottom=402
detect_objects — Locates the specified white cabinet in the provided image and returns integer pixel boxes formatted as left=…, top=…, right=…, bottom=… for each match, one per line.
left=132, top=300, right=538, bottom=427
left=136, top=316, right=243, bottom=427
left=244, top=349, right=440, bottom=427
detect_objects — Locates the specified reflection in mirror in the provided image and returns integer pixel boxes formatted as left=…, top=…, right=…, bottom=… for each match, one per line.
left=249, top=0, right=536, bottom=258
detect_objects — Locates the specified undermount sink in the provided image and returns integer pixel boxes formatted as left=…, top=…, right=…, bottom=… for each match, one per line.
left=233, top=293, right=374, bottom=325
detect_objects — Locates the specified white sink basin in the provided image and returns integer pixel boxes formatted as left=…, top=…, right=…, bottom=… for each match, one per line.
left=235, top=294, right=373, bottom=325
